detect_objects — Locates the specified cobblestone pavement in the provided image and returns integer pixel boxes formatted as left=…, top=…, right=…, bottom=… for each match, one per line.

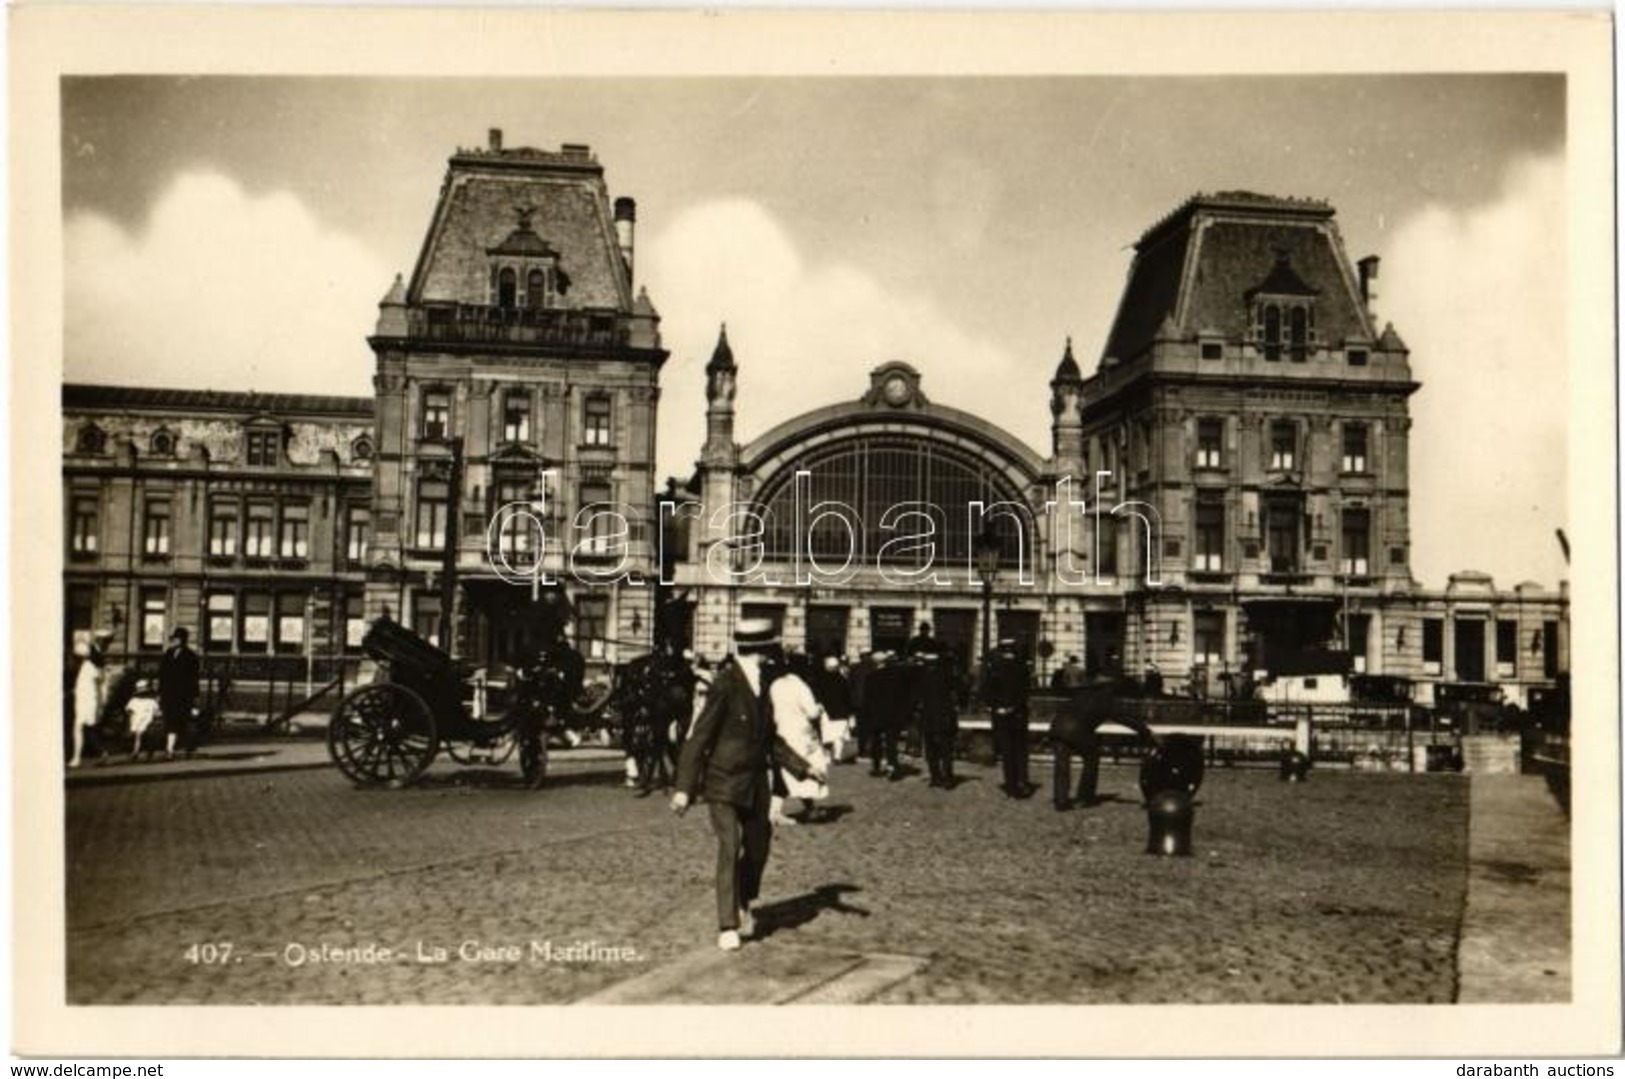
left=66, top=757, right=1471, bottom=1004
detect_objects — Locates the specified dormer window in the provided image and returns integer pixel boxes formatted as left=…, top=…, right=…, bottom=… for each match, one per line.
left=76, top=424, right=106, bottom=455
left=487, top=205, right=567, bottom=312
left=1247, top=251, right=1319, bottom=362
left=245, top=428, right=280, bottom=467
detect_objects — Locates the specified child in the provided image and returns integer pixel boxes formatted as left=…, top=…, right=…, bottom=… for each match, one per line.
left=125, top=679, right=163, bottom=761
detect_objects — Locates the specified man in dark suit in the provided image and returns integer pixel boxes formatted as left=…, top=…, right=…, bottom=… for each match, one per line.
left=158, top=627, right=201, bottom=759
left=982, top=637, right=1034, bottom=798
left=1050, top=672, right=1160, bottom=810
left=912, top=651, right=958, bottom=788
left=672, top=618, right=820, bottom=952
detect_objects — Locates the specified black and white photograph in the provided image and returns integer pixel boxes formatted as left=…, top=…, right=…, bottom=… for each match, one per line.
left=11, top=6, right=1619, bottom=1061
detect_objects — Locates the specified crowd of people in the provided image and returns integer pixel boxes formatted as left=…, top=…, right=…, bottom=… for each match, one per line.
left=644, top=618, right=1163, bottom=952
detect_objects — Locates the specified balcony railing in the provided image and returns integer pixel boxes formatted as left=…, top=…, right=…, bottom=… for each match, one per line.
left=406, top=305, right=630, bottom=349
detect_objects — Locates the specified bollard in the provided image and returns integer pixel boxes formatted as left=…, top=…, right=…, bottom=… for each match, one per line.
left=1145, top=788, right=1195, bottom=856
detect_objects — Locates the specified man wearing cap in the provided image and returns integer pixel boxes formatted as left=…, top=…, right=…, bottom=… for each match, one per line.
left=672, top=618, right=822, bottom=952
left=159, top=627, right=201, bottom=759
left=982, top=637, right=1035, bottom=798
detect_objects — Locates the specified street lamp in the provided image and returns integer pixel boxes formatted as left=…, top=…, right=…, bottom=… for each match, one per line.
left=974, top=528, right=1002, bottom=667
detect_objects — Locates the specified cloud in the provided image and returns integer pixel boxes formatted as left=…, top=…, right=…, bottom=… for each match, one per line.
left=65, top=172, right=389, bottom=396
left=639, top=199, right=1029, bottom=481
left=1383, top=154, right=1567, bottom=588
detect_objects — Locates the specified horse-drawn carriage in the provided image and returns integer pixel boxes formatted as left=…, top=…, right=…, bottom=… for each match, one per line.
left=327, top=617, right=603, bottom=789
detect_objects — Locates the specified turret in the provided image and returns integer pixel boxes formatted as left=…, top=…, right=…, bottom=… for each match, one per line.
left=702, top=324, right=738, bottom=466
left=1049, top=337, right=1085, bottom=465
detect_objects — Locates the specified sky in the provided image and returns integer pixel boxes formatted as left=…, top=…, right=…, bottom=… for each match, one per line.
left=60, top=75, right=1568, bottom=589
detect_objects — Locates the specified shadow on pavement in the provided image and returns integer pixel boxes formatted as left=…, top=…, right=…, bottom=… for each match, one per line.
left=756, top=883, right=870, bottom=939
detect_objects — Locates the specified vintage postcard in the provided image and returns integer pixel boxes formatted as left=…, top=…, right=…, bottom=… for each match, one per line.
left=10, top=5, right=1619, bottom=1059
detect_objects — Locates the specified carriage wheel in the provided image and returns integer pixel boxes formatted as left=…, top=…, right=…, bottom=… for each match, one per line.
left=328, top=684, right=438, bottom=788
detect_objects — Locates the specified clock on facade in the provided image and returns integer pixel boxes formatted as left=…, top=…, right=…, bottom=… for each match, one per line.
left=882, top=374, right=912, bottom=407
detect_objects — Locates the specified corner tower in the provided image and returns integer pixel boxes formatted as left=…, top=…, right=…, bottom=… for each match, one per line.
left=366, top=130, right=667, bottom=669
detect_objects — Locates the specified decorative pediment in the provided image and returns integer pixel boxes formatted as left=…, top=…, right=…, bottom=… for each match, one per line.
left=489, top=441, right=546, bottom=465
left=862, top=361, right=929, bottom=410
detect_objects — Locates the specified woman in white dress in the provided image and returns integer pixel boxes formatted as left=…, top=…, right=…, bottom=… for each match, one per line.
left=69, top=628, right=114, bottom=768
left=768, top=660, right=831, bottom=824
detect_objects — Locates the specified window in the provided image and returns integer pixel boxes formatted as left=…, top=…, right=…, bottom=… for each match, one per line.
left=206, top=592, right=236, bottom=653
left=346, top=506, right=370, bottom=563
left=69, top=495, right=99, bottom=555
left=245, top=502, right=275, bottom=559
left=1196, top=419, right=1223, bottom=469
left=1200, top=342, right=1223, bottom=361
left=66, top=584, right=97, bottom=653
left=526, top=269, right=546, bottom=307
left=279, top=503, right=310, bottom=560
left=1096, top=513, right=1117, bottom=577
left=1422, top=618, right=1444, bottom=675
left=150, top=429, right=175, bottom=456
left=1263, top=305, right=1282, bottom=361
left=576, top=594, right=609, bottom=659
left=142, top=497, right=172, bottom=558
left=351, top=436, right=374, bottom=461
left=1194, top=497, right=1225, bottom=572
left=209, top=500, right=239, bottom=557
left=580, top=481, right=614, bottom=554
left=1288, top=307, right=1309, bottom=362
left=1346, top=614, right=1370, bottom=673
left=1342, top=423, right=1368, bottom=473
left=422, top=389, right=451, bottom=440
left=1347, top=348, right=1368, bottom=367
left=494, top=478, right=539, bottom=563
left=497, top=267, right=517, bottom=309
left=1496, top=619, right=1518, bottom=677
left=1542, top=621, right=1559, bottom=679
left=276, top=592, right=306, bottom=654
left=502, top=390, right=532, bottom=443
left=1339, top=509, right=1370, bottom=576
left=240, top=591, right=272, bottom=652
left=413, top=593, right=442, bottom=649
left=415, top=480, right=449, bottom=549
left=583, top=396, right=613, bottom=447
left=246, top=430, right=279, bottom=466
left=140, top=588, right=167, bottom=650
left=1269, top=421, right=1296, bottom=470
left=1265, top=499, right=1300, bottom=574
left=345, top=592, right=367, bottom=652
left=1194, top=611, right=1224, bottom=667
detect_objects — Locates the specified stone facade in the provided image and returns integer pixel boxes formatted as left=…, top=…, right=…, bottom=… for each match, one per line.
left=363, top=130, right=666, bottom=671
left=60, top=385, right=373, bottom=669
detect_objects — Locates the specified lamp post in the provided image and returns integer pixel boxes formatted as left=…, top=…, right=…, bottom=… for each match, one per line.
left=974, top=528, right=1002, bottom=671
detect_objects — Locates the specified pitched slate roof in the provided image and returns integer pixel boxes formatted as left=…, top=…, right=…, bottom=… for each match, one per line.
left=408, top=143, right=631, bottom=312
left=1102, top=192, right=1372, bottom=363
left=62, top=384, right=373, bottom=418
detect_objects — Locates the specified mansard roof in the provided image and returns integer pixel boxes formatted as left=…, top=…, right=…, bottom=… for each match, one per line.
left=1101, top=191, right=1373, bottom=364
left=62, top=383, right=372, bottom=419
left=406, top=138, right=631, bottom=312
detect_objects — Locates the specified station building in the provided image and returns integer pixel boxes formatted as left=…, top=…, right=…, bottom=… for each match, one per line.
left=60, top=139, right=1568, bottom=703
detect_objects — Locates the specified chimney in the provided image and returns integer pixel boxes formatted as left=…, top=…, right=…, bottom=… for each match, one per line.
left=1358, top=255, right=1380, bottom=317
left=614, top=197, right=637, bottom=283
left=488, top=128, right=503, bottom=152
